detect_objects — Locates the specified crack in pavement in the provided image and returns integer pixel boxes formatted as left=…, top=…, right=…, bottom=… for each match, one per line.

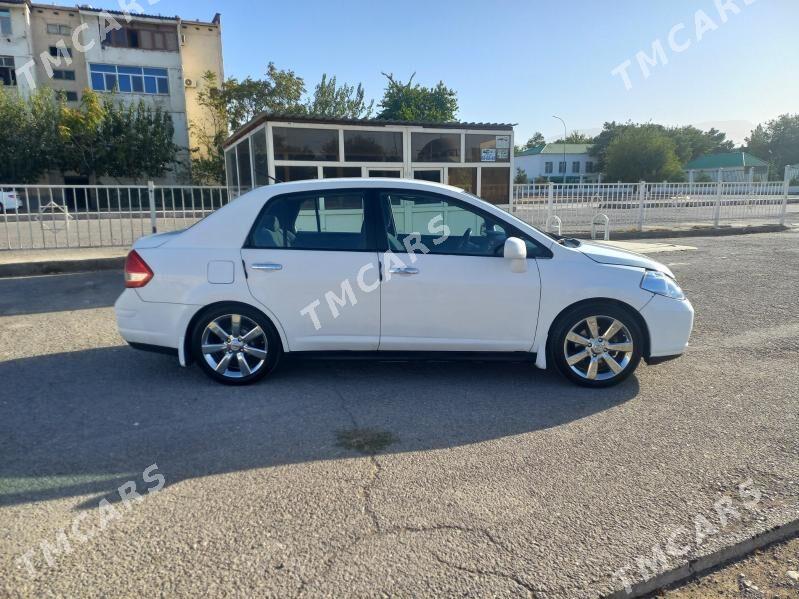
left=429, top=549, right=537, bottom=596
left=292, top=373, right=540, bottom=596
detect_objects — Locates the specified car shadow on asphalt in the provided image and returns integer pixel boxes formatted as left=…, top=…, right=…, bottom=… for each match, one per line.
left=0, top=271, right=121, bottom=317
left=0, top=345, right=639, bottom=508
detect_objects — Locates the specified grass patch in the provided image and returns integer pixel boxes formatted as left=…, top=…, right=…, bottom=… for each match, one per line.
left=336, top=428, right=398, bottom=454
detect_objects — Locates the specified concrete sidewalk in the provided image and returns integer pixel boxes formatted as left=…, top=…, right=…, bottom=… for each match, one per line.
left=0, top=247, right=126, bottom=277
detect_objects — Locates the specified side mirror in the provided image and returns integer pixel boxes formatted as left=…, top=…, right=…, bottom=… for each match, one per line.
left=503, top=237, right=527, bottom=273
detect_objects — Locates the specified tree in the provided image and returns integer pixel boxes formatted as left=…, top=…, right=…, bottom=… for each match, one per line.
left=0, top=88, right=62, bottom=183
left=190, top=71, right=229, bottom=184
left=514, top=167, right=529, bottom=184
left=220, top=63, right=306, bottom=132
left=190, top=68, right=374, bottom=183
left=554, top=132, right=593, bottom=144
left=604, top=127, right=684, bottom=182
left=745, top=114, right=799, bottom=180
left=377, top=72, right=457, bottom=122
left=515, top=132, right=545, bottom=153
left=666, top=125, right=734, bottom=163
left=524, top=132, right=546, bottom=147
left=57, top=90, right=179, bottom=181
left=306, top=74, right=373, bottom=119
left=101, top=99, right=179, bottom=180
left=591, top=121, right=736, bottom=173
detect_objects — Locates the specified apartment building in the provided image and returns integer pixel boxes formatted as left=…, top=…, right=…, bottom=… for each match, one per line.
left=0, top=0, right=224, bottom=183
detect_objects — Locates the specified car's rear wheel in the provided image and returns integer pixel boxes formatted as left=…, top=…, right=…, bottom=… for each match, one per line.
left=550, top=302, right=643, bottom=387
left=191, top=305, right=280, bottom=385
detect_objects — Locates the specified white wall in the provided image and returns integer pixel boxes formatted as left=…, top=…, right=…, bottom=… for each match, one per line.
left=516, top=152, right=598, bottom=181
left=0, top=3, right=37, bottom=96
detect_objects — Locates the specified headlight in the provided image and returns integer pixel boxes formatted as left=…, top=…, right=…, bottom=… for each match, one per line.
left=640, top=270, right=685, bottom=300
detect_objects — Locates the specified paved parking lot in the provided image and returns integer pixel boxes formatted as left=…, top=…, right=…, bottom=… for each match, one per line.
left=1, top=230, right=798, bottom=597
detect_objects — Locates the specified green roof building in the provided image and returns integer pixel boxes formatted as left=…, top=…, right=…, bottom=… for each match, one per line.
left=514, top=143, right=600, bottom=183
left=684, top=152, right=769, bottom=183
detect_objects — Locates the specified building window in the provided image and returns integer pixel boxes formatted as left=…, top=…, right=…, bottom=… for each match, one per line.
left=57, top=90, right=78, bottom=102
left=448, top=167, right=477, bottom=194
left=251, top=130, right=269, bottom=186
left=343, top=130, right=402, bottom=162
left=225, top=148, right=238, bottom=189
left=544, top=162, right=553, bottom=174
left=586, top=161, right=594, bottom=174
left=480, top=167, right=510, bottom=205
left=275, top=165, right=318, bottom=182
left=558, top=161, right=566, bottom=174
left=273, top=127, right=338, bottom=161
left=0, top=56, right=16, bottom=86
left=412, top=132, right=460, bottom=163
left=104, top=25, right=178, bottom=51
left=323, top=167, right=362, bottom=178
left=236, top=140, right=253, bottom=191
left=47, top=23, right=71, bottom=35
left=465, top=134, right=511, bottom=163
left=572, top=161, right=580, bottom=173
left=89, top=63, right=170, bottom=95
left=52, top=69, right=75, bottom=80
left=49, top=46, right=72, bottom=59
left=0, top=9, right=11, bottom=35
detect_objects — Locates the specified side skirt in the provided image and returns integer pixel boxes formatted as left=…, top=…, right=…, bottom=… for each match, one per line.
left=285, top=350, right=537, bottom=363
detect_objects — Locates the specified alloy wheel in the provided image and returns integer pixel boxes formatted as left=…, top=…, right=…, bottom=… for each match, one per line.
left=200, top=313, right=268, bottom=379
left=562, top=315, right=634, bottom=382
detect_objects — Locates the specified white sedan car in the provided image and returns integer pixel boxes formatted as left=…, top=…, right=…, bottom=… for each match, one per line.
left=115, top=179, right=693, bottom=388
left=0, top=189, right=24, bottom=212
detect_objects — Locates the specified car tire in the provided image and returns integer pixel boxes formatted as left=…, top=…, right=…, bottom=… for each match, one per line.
left=549, top=302, right=643, bottom=388
left=191, top=304, right=281, bottom=385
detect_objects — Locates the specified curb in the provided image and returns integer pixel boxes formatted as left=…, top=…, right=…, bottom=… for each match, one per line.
left=603, top=517, right=799, bottom=598
left=583, top=224, right=791, bottom=241
left=0, top=256, right=124, bottom=278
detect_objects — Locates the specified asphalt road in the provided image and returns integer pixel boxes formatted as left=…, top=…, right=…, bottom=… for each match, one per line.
left=1, top=230, right=798, bottom=598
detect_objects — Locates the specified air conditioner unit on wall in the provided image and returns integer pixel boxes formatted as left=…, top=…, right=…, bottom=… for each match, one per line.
left=184, top=78, right=197, bottom=88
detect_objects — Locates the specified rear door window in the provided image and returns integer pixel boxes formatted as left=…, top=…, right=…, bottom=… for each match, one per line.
left=248, top=190, right=374, bottom=251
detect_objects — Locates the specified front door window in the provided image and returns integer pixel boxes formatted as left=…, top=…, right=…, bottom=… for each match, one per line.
left=380, top=191, right=512, bottom=257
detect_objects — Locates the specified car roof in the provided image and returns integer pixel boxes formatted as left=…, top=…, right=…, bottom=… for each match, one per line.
left=255, top=177, right=465, bottom=196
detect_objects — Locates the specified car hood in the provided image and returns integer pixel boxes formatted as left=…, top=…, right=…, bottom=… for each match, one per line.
left=574, top=241, right=675, bottom=278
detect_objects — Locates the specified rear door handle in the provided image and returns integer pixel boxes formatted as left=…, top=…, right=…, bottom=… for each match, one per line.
left=388, top=267, right=419, bottom=275
left=250, top=263, right=283, bottom=272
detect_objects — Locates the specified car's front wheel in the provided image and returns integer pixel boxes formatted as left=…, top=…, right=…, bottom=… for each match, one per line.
left=550, top=302, right=643, bottom=387
left=191, top=305, right=280, bottom=385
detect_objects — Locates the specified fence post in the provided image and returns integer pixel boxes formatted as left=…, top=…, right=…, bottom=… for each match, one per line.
left=713, top=170, right=723, bottom=227
left=547, top=181, right=554, bottom=222
left=637, top=181, right=646, bottom=231
left=147, top=180, right=157, bottom=234
left=780, top=166, right=790, bottom=226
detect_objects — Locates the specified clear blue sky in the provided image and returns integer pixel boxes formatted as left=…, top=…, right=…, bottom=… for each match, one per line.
left=90, top=0, right=799, bottom=143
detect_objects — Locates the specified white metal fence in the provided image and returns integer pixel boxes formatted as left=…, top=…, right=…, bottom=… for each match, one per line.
left=0, top=183, right=229, bottom=251
left=511, top=180, right=790, bottom=237
left=0, top=176, right=793, bottom=251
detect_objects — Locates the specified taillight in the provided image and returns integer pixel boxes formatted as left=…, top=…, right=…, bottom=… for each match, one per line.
left=124, top=250, right=153, bottom=288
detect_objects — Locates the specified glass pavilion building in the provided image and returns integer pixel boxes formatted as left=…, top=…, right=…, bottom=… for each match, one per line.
left=222, top=115, right=515, bottom=204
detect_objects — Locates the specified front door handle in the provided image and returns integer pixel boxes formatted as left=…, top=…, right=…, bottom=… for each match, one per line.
left=250, top=263, right=283, bottom=272
left=389, top=266, right=419, bottom=275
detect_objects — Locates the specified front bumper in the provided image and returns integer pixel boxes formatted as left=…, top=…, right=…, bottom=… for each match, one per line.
left=640, top=294, right=694, bottom=359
